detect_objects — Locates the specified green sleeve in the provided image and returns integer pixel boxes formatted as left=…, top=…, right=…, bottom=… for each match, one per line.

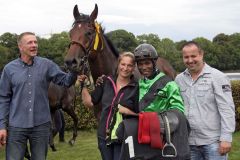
left=165, top=81, right=185, bottom=113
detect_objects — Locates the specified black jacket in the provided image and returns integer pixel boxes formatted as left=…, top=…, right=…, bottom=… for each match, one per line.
left=91, top=75, right=139, bottom=139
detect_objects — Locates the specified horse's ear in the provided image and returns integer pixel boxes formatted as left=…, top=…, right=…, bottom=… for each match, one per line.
left=90, top=4, right=98, bottom=21
left=73, top=5, right=80, bottom=20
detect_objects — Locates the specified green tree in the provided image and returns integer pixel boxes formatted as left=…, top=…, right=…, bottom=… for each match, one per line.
left=212, top=33, right=229, bottom=45
left=0, top=45, right=10, bottom=70
left=228, top=33, right=240, bottom=70
left=212, top=33, right=240, bottom=70
left=39, top=32, right=70, bottom=65
left=136, top=33, right=161, bottom=52
left=175, top=40, right=187, bottom=51
left=106, top=29, right=137, bottom=52
left=0, top=32, right=18, bottom=61
left=160, top=38, right=183, bottom=71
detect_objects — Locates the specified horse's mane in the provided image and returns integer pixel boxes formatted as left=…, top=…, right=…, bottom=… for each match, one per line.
left=103, top=34, right=119, bottom=58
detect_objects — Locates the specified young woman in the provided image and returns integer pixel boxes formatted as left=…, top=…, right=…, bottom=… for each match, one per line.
left=79, top=52, right=138, bottom=160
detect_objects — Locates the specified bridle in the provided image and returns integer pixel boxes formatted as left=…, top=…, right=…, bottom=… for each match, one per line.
left=68, top=21, right=103, bottom=92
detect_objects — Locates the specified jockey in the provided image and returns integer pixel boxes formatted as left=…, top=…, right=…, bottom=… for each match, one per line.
left=118, top=43, right=190, bottom=160
left=134, top=43, right=184, bottom=113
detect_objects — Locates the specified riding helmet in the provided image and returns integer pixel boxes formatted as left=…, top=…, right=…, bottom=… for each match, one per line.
left=134, top=43, right=158, bottom=61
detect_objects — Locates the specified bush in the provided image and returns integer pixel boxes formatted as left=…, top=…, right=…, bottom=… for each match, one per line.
left=231, top=80, right=240, bottom=131
left=64, top=94, right=98, bottom=130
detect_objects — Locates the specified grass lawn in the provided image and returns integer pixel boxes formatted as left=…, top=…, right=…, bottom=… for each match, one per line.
left=229, top=131, right=240, bottom=160
left=0, top=130, right=101, bottom=160
left=0, top=130, right=240, bottom=160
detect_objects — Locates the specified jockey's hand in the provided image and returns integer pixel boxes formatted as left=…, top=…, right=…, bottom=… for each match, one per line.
left=95, top=75, right=105, bottom=86
left=0, top=129, right=7, bottom=149
left=219, top=141, right=231, bottom=155
left=118, top=105, right=138, bottom=116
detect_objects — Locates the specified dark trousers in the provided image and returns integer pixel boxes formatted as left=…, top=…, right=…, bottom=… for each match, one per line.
left=6, top=122, right=51, bottom=160
left=98, top=137, right=121, bottom=160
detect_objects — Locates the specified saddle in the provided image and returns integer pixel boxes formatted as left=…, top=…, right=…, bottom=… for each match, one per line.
left=158, top=111, right=179, bottom=134
left=138, top=110, right=179, bottom=157
left=117, top=109, right=190, bottom=160
left=138, top=75, right=179, bottom=157
left=117, top=75, right=190, bottom=159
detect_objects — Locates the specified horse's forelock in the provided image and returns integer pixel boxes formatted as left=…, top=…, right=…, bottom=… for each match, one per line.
left=72, top=14, right=91, bottom=26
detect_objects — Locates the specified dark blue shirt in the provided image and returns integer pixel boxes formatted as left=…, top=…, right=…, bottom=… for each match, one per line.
left=0, top=56, right=77, bottom=129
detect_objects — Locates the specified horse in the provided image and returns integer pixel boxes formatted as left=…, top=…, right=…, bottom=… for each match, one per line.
left=64, top=4, right=118, bottom=83
left=64, top=4, right=176, bottom=80
left=48, top=81, right=78, bottom=150
left=64, top=4, right=177, bottom=117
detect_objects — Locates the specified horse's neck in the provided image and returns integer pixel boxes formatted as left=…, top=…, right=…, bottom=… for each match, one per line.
left=88, top=44, right=118, bottom=82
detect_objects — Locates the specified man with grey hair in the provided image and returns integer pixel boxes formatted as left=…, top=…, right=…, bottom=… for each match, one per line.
left=0, top=32, right=77, bottom=160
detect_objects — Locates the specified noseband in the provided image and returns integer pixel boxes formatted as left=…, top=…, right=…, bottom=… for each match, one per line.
left=68, top=22, right=103, bottom=92
left=68, top=39, right=90, bottom=93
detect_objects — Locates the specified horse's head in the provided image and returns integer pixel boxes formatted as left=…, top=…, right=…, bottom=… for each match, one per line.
left=64, top=4, right=99, bottom=73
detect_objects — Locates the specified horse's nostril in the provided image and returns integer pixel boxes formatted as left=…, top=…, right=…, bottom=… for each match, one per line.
left=72, top=59, right=77, bottom=65
left=65, top=60, right=72, bottom=67
left=64, top=59, right=78, bottom=69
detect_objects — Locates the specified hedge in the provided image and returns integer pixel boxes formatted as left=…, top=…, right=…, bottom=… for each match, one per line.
left=231, top=80, right=240, bottom=131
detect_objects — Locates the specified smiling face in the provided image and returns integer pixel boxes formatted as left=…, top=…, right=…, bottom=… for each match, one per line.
left=182, top=44, right=204, bottom=74
left=137, top=59, right=154, bottom=78
left=18, top=34, right=38, bottom=58
left=117, top=54, right=135, bottom=79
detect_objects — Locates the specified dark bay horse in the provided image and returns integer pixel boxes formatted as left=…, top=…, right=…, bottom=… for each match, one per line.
left=64, top=4, right=119, bottom=119
left=48, top=81, right=78, bottom=149
left=64, top=4, right=176, bottom=81
left=65, top=4, right=118, bottom=83
left=64, top=4, right=176, bottom=116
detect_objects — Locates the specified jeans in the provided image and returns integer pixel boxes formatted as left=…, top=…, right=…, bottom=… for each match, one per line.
left=98, top=137, right=121, bottom=160
left=190, top=142, right=228, bottom=160
left=6, top=122, right=51, bottom=160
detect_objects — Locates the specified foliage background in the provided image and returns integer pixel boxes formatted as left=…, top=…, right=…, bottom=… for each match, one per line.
left=231, top=81, right=240, bottom=131
left=1, top=31, right=240, bottom=72
left=0, top=30, right=240, bottom=131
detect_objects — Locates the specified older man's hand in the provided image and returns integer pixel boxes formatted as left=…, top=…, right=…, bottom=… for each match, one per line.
left=0, top=129, right=7, bottom=149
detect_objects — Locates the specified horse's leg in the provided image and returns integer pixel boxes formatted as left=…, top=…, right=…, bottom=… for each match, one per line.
left=49, top=129, right=57, bottom=152
left=49, top=111, right=58, bottom=152
left=63, top=107, right=78, bottom=145
left=59, top=109, right=65, bottom=142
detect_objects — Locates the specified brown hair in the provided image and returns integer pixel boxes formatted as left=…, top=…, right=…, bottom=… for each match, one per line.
left=181, top=41, right=203, bottom=52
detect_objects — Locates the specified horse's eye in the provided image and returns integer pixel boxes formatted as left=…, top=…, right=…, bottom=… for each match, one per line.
left=85, top=32, right=92, bottom=37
